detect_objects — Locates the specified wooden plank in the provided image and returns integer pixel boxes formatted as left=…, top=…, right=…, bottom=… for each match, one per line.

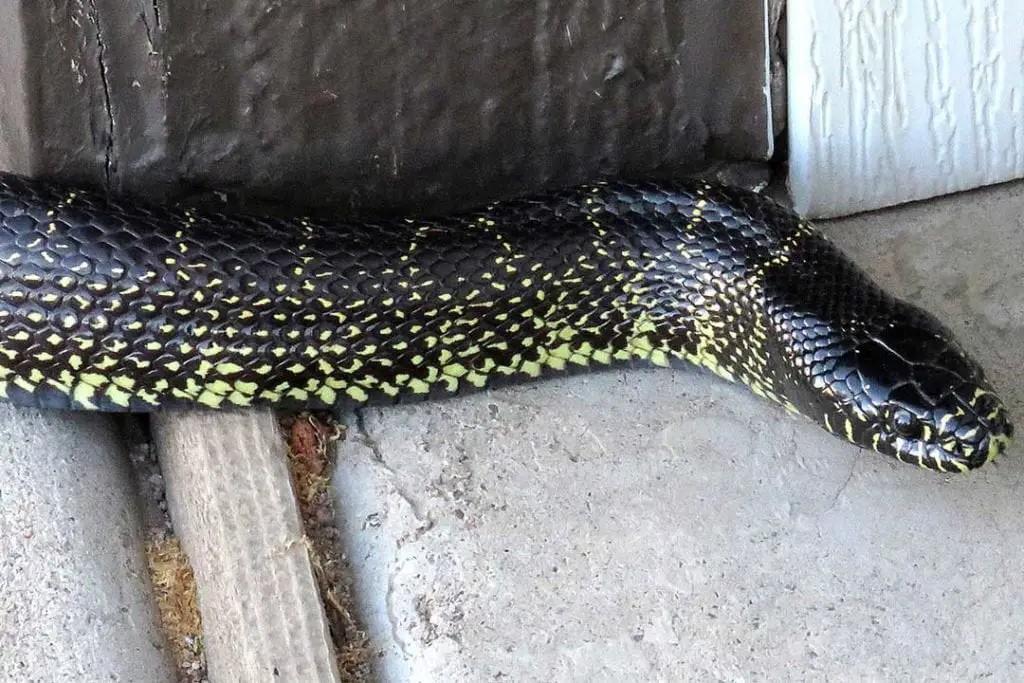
left=152, top=410, right=341, bottom=683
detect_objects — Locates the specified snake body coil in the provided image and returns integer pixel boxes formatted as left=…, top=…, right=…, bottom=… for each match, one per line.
left=0, top=172, right=1012, bottom=471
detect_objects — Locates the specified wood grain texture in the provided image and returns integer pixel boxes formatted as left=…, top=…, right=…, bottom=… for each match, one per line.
left=788, top=0, right=1024, bottom=217
left=153, top=410, right=341, bottom=683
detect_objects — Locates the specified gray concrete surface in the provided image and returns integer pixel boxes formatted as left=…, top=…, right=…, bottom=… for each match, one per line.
left=334, top=180, right=1024, bottom=682
left=0, top=406, right=175, bottom=682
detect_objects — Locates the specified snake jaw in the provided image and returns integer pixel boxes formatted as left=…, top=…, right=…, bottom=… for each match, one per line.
left=987, top=430, right=1014, bottom=464
left=942, top=386, right=1014, bottom=470
left=968, top=402, right=1014, bottom=468
left=877, top=386, right=1014, bottom=472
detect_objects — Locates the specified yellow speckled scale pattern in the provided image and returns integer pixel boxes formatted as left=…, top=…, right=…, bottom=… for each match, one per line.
left=0, top=173, right=1012, bottom=471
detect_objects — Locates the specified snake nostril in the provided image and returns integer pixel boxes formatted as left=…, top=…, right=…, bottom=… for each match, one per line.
left=975, top=393, right=999, bottom=416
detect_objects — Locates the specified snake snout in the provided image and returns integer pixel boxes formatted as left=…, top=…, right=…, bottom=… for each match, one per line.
left=980, top=403, right=1014, bottom=462
left=941, top=389, right=1014, bottom=470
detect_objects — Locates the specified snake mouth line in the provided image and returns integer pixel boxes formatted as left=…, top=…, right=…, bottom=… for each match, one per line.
left=930, top=410, right=1014, bottom=471
left=987, top=434, right=1013, bottom=461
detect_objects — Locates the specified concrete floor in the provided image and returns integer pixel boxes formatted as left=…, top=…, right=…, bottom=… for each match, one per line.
left=334, top=180, right=1024, bottom=682
left=0, top=407, right=175, bottom=681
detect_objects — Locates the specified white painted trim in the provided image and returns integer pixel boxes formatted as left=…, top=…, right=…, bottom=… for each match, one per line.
left=788, top=0, right=1024, bottom=218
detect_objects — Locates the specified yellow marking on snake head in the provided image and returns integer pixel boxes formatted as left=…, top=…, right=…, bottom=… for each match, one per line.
left=843, top=419, right=855, bottom=442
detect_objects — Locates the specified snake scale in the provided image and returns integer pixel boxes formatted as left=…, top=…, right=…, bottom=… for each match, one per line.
left=0, top=172, right=1013, bottom=472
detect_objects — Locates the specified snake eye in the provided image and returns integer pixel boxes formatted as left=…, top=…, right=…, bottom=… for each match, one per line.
left=891, top=409, right=923, bottom=439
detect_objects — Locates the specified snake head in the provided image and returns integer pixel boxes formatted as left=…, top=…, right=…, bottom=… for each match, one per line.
left=826, top=324, right=1014, bottom=472
left=874, top=379, right=1013, bottom=471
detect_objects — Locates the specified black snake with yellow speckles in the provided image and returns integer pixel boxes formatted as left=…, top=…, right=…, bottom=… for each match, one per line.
left=0, top=172, right=1013, bottom=472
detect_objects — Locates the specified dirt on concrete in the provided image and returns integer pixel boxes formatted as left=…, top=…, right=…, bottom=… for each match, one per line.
left=281, top=412, right=374, bottom=682
left=130, top=411, right=374, bottom=683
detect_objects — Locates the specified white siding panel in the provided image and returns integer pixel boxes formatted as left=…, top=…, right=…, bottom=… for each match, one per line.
left=788, top=0, right=1024, bottom=217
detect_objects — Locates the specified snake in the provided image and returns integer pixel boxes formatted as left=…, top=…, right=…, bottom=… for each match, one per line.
left=0, top=171, right=1013, bottom=472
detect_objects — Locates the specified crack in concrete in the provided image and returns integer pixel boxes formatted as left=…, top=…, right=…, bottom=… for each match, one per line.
left=353, top=407, right=385, bottom=462
left=824, top=456, right=857, bottom=515
left=137, top=0, right=161, bottom=54
left=349, top=410, right=431, bottom=664
left=384, top=570, right=414, bottom=660
left=86, top=0, right=115, bottom=186
left=352, top=407, right=434, bottom=531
